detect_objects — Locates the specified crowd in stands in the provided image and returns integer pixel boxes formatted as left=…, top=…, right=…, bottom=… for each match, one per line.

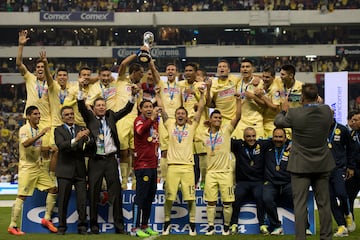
left=0, top=99, right=25, bottom=183
left=0, top=0, right=359, bottom=12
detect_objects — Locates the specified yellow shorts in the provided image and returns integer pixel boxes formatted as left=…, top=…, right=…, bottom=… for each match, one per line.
left=17, top=164, right=56, bottom=196
left=116, top=115, right=136, bottom=150
left=165, top=164, right=195, bottom=201
left=204, top=171, right=234, bottom=202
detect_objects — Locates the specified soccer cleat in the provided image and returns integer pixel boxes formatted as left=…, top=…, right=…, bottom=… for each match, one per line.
left=230, top=224, right=238, bottom=235
left=144, top=227, right=159, bottom=236
left=260, top=225, right=270, bottom=235
left=333, top=225, right=348, bottom=237
left=306, top=228, right=313, bottom=235
left=41, top=218, right=58, bottom=233
left=162, top=221, right=171, bottom=235
left=8, top=227, right=25, bottom=235
left=345, top=213, right=356, bottom=232
left=189, top=222, right=197, bottom=236
left=222, top=225, right=230, bottom=235
left=200, top=182, right=205, bottom=190
left=136, top=228, right=150, bottom=237
left=205, top=225, right=215, bottom=236
left=271, top=227, right=284, bottom=235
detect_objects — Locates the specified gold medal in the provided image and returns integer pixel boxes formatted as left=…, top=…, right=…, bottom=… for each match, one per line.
left=98, top=134, right=104, bottom=140
left=276, top=165, right=280, bottom=171
left=328, top=142, right=332, bottom=149
left=147, top=137, right=153, bottom=142
left=250, top=161, right=254, bottom=166
left=210, top=151, right=215, bottom=156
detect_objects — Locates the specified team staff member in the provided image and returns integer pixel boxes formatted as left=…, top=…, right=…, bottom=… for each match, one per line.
left=346, top=111, right=360, bottom=228
left=131, top=100, right=161, bottom=237
left=158, top=63, right=182, bottom=185
left=263, top=128, right=292, bottom=235
left=77, top=84, right=139, bottom=234
left=8, top=106, right=57, bottom=235
left=116, top=51, right=144, bottom=190
left=202, top=94, right=241, bottom=236
left=230, top=127, right=269, bottom=235
left=158, top=86, right=205, bottom=236
left=328, top=118, right=356, bottom=237
left=16, top=30, right=57, bottom=232
left=54, top=106, right=90, bottom=235
left=275, top=83, right=335, bottom=240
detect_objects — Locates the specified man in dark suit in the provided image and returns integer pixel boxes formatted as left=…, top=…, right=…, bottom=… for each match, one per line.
left=54, top=106, right=90, bottom=235
left=77, top=81, right=139, bottom=234
left=274, top=83, right=335, bottom=240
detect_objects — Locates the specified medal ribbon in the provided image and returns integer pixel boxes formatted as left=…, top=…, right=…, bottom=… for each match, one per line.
left=176, top=124, right=186, bottom=143
left=275, top=146, right=285, bottom=167
left=100, top=83, right=109, bottom=100
left=209, top=130, right=219, bottom=152
left=30, top=126, right=39, bottom=146
left=167, top=81, right=176, bottom=100
left=36, top=79, right=46, bottom=99
left=245, top=148, right=255, bottom=160
left=59, top=89, right=67, bottom=104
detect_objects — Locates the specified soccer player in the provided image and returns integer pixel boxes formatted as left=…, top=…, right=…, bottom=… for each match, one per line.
left=233, top=59, right=264, bottom=139
left=157, top=85, right=205, bottom=236
left=86, top=66, right=118, bottom=111
left=116, top=52, right=144, bottom=190
left=16, top=30, right=57, bottom=232
left=203, top=94, right=241, bottom=235
left=64, top=66, right=93, bottom=127
left=131, top=100, right=161, bottom=237
left=158, top=63, right=182, bottom=186
left=255, top=66, right=283, bottom=138
left=8, top=106, right=57, bottom=235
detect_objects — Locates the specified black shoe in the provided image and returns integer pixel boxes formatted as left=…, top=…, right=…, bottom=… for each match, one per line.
left=57, top=230, right=65, bottom=235
left=90, top=226, right=99, bottom=234
left=78, top=230, right=87, bottom=235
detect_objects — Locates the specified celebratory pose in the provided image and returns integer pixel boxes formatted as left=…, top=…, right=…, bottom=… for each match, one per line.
left=158, top=86, right=205, bottom=236
left=131, top=100, right=161, bottom=237
left=8, top=106, right=57, bottom=235
left=203, top=94, right=241, bottom=235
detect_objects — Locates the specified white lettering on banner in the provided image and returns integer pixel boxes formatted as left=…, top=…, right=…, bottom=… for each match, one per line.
left=43, top=13, right=71, bottom=20
left=151, top=48, right=180, bottom=57
left=102, top=223, right=114, bottom=232
left=116, top=49, right=138, bottom=57
left=81, top=13, right=109, bottom=20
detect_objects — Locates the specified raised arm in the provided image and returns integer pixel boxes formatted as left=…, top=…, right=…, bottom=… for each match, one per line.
left=16, top=30, right=30, bottom=76
left=22, top=127, right=51, bottom=148
left=231, top=94, right=242, bottom=128
left=193, top=87, right=205, bottom=123
left=38, top=51, right=54, bottom=87
left=155, top=86, right=169, bottom=123
left=118, top=53, right=137, bottom=77
left=148, top=59, right=160, bottom=85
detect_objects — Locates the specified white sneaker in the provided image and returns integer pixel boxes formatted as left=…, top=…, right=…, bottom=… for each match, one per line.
left=306, top=228, right=313, bottom=235
left=271, top=227, right=284, bottom=235
left=162, top=221, right=171, bottom=235
left=345, top=213, right=356, bottom=232
left=333, top=225, right=348, bottom=237
left=189, top=223, right=197, bottom=236
left=205, top=226, right=215, bottom=236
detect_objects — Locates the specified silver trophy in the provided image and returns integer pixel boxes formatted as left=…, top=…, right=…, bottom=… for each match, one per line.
left=137, top=31, right=154, bottom=63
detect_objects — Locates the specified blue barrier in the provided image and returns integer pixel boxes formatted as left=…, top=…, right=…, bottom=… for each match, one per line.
left=22, top=189, right=315, bottom=234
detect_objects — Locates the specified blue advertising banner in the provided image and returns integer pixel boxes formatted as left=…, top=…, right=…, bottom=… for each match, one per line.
left=40, top=12, right=114, bottom=22
left=22, top=190, right=315, bottom=235
left=112, top=47, right=186, bottom=59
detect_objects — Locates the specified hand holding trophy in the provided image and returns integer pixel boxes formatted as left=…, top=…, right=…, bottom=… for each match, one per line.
left=137, top=31, right=154, bottom=63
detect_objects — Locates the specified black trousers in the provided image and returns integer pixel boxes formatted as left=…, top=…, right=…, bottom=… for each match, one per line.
left=57, top=177, right=87, bottom=232
left=88, top=154, right=124, bottom=232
